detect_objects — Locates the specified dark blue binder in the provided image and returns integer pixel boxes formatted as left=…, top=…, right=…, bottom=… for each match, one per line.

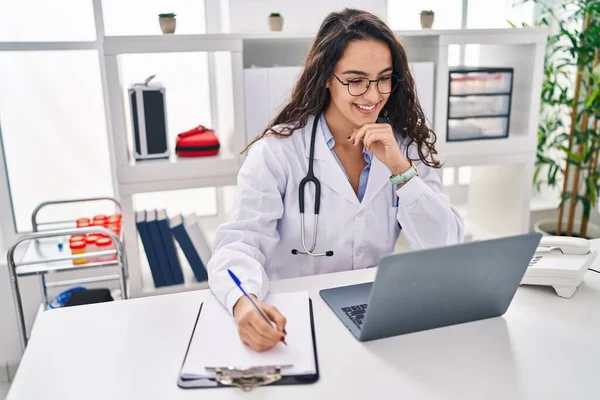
left=135, top=211, right=166, bottom=288
left=146, top=209, right=175, bottom=286
left=170, top=215, right=209, bottom=283
left=157, top=209, right=184, bottom=285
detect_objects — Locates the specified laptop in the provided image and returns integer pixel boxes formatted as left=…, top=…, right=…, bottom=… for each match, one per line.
left=320, top=233, right=543, bottom=342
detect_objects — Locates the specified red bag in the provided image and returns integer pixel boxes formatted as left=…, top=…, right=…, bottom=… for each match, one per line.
left=175, top=125, right=220, bottom=157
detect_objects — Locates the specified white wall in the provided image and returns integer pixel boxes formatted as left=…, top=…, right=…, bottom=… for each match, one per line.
left=228, top=0, right=387, bottom=32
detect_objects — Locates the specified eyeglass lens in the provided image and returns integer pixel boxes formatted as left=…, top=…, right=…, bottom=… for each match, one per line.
left=347, top=75, right=399, bottom=96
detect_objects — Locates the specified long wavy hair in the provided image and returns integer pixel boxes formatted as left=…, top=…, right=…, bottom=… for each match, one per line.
left=244, top=8, right=440, bottom=168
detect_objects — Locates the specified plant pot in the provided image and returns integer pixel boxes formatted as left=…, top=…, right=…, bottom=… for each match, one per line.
left=420, top=14, right=434, bottom=29
left=534, top=218, right=600, bottom=239
left=159, top=17, right=176, bottom=34
left=269, top=16, right=284, bottom=31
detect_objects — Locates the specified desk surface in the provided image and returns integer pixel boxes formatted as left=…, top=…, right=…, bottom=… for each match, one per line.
left=8, top=253, right=600, bottom=399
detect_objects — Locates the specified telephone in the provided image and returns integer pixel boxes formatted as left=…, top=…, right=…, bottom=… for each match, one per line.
left=521, top=236, right=597, bottom=298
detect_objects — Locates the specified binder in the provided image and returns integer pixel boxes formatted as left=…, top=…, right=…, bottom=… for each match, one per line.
left=135, top=210, right=166, bottom=287
left=170, top=214, right=209, bottom=282
left=177, top=292, right=319, bottom=391
left=157, top=209, right=184, bottom=285
left=146, top=209, right=175, bottom=286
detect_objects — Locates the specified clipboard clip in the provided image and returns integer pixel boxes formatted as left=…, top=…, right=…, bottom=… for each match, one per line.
left=205, top=364, right=293, bottom=391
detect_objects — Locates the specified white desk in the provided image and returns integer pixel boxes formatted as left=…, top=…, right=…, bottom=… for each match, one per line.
left=7, top=259, right=600, bottom=399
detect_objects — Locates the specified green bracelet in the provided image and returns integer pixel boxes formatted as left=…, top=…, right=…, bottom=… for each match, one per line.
left=390, top=162, right=418, bottom=186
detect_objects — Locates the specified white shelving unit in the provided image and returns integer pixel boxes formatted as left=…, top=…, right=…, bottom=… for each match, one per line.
left=97, top=26, right=547, bottom=297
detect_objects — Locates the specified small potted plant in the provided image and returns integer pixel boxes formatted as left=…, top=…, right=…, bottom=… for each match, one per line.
left=268, top=12, right=284, bottom=31
left=158, top=13, right=177, bottom=34
left=420, top=10, right=435, bottom=29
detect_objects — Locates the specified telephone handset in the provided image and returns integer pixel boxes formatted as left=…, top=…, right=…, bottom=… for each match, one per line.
left=521, top=236, right=597, bottom=298
left=536, top=236, right=591, bottom=255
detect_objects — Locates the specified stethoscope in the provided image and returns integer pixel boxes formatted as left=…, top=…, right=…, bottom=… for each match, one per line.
left=291, top=116, right=335, bottom=257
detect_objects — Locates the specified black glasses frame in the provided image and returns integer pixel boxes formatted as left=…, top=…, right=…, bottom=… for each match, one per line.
left=333, top=73, right=400, bottom=96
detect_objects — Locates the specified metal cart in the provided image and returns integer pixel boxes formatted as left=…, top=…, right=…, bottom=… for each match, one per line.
left=7, top=197, right=128, bottom=351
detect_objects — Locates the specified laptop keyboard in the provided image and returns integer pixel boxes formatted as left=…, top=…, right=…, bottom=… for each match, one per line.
left=342, top=304, right=368, bottom=329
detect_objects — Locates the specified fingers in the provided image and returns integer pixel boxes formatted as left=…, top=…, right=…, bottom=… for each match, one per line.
left=364, top=131, right=387, bottom=151
left=262, top=303, right=288, bottom=333
left=235, top=301, right=286, bottom=352
left=349, top=124, right=392, bottom=148
left=248, top=311, right=284, bottom=344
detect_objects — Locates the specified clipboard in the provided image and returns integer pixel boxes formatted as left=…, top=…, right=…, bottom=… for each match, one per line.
left=177, top=297, right=319, bottom=391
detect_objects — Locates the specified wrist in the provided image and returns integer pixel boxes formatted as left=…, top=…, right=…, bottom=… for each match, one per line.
left=233, top=294, right=257, bottom=318
left=390, top=160, right=418, bottom=187
left=389, top=159, right=412, bottom=176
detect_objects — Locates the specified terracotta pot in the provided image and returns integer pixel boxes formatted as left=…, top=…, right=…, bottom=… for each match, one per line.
left=269, top=16, right=284, bottom=31
left=420, top=14, right=434, bottom=29
left=159, top=17, right=176, bottom=34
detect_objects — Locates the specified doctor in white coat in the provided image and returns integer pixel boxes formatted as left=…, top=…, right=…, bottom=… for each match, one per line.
left=208, top=8, right=465, bottom=351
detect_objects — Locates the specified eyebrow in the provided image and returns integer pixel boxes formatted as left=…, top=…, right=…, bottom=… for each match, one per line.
left=341, top=67, right=393, bottom=76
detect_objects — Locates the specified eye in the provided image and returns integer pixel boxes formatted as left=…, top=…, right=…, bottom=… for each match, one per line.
left=379, top=76, right=392, bottom=81
left=348, top=78, right=364, bottom=84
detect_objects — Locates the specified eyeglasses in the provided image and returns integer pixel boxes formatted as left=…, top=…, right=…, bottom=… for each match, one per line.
left=333, top=74, right=400, bottom=96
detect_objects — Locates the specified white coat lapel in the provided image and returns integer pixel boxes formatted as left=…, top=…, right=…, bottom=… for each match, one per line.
left=304, top=115, right=360, bottom=207
left=358, top=155, right=393, bottom=212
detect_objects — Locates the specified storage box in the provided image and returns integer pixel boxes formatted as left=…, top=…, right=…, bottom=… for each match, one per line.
left=128, top=80, right=170, bottom=160
left=446, top=67, right=514, bottom=142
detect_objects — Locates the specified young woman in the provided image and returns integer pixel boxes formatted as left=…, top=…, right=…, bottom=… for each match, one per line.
left=207, top=8, right=464, bottom=351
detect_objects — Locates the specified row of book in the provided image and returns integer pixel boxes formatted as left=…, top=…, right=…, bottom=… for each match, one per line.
left=135, top=209, right=212, bottom=288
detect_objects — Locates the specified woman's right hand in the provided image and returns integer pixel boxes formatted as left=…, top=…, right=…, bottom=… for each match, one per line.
left=233, top=295, right=287, bottom=352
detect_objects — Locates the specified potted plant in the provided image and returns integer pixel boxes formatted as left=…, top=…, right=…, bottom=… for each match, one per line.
left=158, top=13, right=176, bottom=34
left=530, top=0, right=600, bottom=238
left=268, top=12, right=284, bottom=31
left=420, top=10, right=434, bottom=29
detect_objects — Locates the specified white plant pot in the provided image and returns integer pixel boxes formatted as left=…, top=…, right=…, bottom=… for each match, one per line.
left=420, top=14, right=434, bottom=29
left=534, top=218, right=600, bottom=239
left=269, top=16, right=284, bottom=31
left=159, top=17, right=176, bottom=34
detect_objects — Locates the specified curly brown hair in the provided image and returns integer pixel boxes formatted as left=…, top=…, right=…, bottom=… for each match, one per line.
left=244, top=8, right=440, bottom=168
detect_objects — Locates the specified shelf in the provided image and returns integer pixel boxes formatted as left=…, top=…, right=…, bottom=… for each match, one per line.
left=437, top=134, right=535, bottom=167
left=449, top=92, right=511, bottom=97
left=103, top=34, right=243, bottom=55
left=117, top=153, right=241, bottom=194
left=138, top=243, right=210, bottom=297
left=448, top=114, right=509, bottom=120
left=0, top=41, right=100, bottom=52
left=16, top=238, right=121, bottom=277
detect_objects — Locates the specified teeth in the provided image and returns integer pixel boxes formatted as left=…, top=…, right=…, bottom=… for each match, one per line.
left=356, top=104, right=376, bottom=111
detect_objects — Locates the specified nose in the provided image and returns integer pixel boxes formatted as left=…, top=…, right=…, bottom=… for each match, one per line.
left=362, top=81, right=382, bottom=103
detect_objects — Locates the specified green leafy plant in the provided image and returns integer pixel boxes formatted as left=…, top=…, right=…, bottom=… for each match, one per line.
left=269, top=12, right=281, bottom=17
left=158, top=13, right=176, bottom=18
left=420, top=10, right=434, bottom=15
left=524, top=0, right=600, bottom=237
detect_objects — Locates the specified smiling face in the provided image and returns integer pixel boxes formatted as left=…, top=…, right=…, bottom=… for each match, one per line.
left=326, top=39, right=394, bottom=128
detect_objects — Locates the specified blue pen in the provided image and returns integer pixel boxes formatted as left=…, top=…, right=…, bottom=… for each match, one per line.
left=228, top=269, right=287, bottom=345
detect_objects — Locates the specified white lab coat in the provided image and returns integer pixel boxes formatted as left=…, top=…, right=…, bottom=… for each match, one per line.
left=208, top=114, right=465, bottom=313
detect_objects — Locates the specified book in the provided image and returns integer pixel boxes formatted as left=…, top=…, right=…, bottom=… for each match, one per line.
left=157, top=209, right=184, bottom=285
left=135, top=210, right=165, bottom=288
left=183, top=214, right=212, bottom=270
left=146, top=209, right=175, bottom=286
left=170, top=214, right=209, bottom=283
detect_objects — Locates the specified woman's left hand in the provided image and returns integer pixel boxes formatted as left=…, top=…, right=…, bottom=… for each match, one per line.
left=349, top=123, right=411, bottom=175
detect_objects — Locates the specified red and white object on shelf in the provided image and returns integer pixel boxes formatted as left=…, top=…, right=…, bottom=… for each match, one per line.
left=175, top=125, right=220, bottom=157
